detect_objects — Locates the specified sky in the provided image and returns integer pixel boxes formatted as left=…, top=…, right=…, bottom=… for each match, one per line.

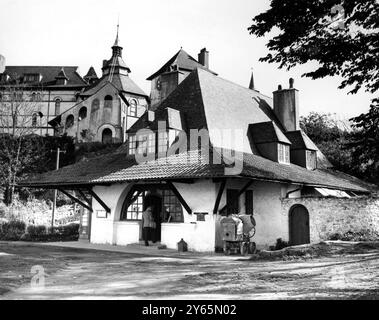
left=0, top=0, right=375, bottom=119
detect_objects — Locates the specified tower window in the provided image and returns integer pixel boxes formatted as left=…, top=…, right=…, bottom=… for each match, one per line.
left=104, top=95, right=113, bottom=109
left=91, top=98, right=100, bottom=113
left=32, top=113, right=38, bottom=127
left=65, top=114, right=74, bottom=128
left=128, top=99, right=137, bottom=117
left=79, top=106, right=87, bottom=120
left=54, top=98, right=61, bottom=115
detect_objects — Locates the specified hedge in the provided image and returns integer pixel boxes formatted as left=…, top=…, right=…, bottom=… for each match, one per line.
left=0, top=220, right=79, bottom=242
left=0, top=220, right=26, bottom=240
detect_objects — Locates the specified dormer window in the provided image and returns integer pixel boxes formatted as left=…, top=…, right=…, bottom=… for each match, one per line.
left=278, top=143, right=290, bottom=164
left=128, top=135, right=137, bottom=155
left=136, top=133, right=155, bottom=154
left=158, top=131, right=168, bottom=153
left=285, top=130, right=318, bottom=169
left=24, top=73, right=40, bottom=83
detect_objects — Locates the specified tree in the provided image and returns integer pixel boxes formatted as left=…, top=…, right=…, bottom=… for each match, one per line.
left=349, top=98, right=379, bottom=182
left=0, top=84, right=45, bottom=204
left=300, top=112, right=354, bottom=176
left=248, top=0, right=378, bottom=183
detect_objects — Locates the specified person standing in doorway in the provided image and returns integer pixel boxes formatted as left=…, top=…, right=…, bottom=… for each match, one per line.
left=142, top=206, right=156, bottom=246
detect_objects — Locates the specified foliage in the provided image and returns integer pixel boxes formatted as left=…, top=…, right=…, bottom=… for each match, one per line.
left=249, top=1, right=378, bottom=184
left=248, top=0, right=378, bottom=95
left=74, top=141, right=122, bottom=161
left=300, top=112, right=355, bottom=174
left=328, top=229, right=379, bottom=241
left=0, top=220, right=26, bottom=240
left=0, top=134, right=75, bottom=204
left=26, top=224, right=46, bottom=236
left=21, top=223, right=79, bottom=242
left=273, top=238, right=289, bottom=251
left=348, top=99, right=379, bottom=183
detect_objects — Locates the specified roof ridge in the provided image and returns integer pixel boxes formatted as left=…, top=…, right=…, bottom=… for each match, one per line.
left=196, top=67, right=272, bottom=101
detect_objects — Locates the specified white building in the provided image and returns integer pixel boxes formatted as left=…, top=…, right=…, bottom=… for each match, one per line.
left=21, top=66, right=373, bottom=252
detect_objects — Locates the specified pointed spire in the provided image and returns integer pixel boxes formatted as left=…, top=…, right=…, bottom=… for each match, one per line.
left=249, top=67, right=255, bottom=90
left=113, top=19, right=119, bottom=47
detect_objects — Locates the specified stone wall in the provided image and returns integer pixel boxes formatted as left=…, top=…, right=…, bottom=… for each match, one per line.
left=281, top=196, right=379, bottom=242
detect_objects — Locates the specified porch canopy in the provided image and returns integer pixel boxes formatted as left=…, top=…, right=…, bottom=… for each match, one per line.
left=19, top=147, right=371, bottom=193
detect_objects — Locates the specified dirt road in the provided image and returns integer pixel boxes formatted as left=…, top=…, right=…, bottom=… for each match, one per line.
left=1, top=242, right=378, bottom=299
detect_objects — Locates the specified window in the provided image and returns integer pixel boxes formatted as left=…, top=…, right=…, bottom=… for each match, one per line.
left=104, top=95, right=113, bottom=109
left=91, top=98, right=100, bottom=113
left=156, top=78, right=161, bottom=90
left=24, top=73, right=40, bottom=83
left=162, top=189, right=183, bottom=222
left=124, top=191, right=145, bottom=220
left=65, top=114, right=74, bottom=128
left=120, top=187, right=184, bottom=222
left=128, top=99, right=137, bottom=117
left=136, top=132, right=155, bottom=155
left=245, top=190, right=254, bottom=215
left=128, top=135, right=137, bottom=155
left=306, top=150, right=316, bottom=169
left=32, top=113, right=38, bottom=127
left=12, top=91, right=23, bottom=101
left=31, top=92, right=36, bottom=102
left=226, top=189, right=239, bottom=215
left=78, top=106, right=87, bottom=120
left=278, top=143, right=290, bottom=164
left=158, top=131, right=168, bottom=153
left=54, top=99, right=61, bottom=115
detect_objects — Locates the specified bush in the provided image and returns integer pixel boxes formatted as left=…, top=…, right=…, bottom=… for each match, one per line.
left=270, top=238, right=289, bottom=251
left=328, top=230, right=379, bottom=242
left=0, top=220, right=26, bottom=240
left=23, top=223, right=80, bottom=242
left=26, top=225, right=46, bottom=236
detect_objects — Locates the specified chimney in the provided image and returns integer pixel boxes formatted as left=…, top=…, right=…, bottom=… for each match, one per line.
left=198, top=48, right=209, bottom=69
left=0, top=55, right=5, bottom=73
left=273, top=78, right=300, bottom=132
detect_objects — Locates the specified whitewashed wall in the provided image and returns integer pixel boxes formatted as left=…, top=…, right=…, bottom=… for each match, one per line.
left=89, top=179, right=293, bottom=252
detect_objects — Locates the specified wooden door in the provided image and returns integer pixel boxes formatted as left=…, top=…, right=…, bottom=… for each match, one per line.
left=289, top=205, right=310, bottom=245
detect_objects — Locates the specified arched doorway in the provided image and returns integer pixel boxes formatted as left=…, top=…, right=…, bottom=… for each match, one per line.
left=102, top=128, right=113, bottom=144
left=289, top=205, right=310, bottom=245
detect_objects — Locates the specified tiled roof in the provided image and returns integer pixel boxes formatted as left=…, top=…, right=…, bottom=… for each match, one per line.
left=19, top=148, right=369, bottom=193
left=249, top=122, right=291, bottom=145
left=136, top=68, right=332, bottom=168
left=146, top=48, right=217, bottom=80
left=0, top=66, right=87, bottom=86
left=285, top=130, right=318, bottom=150
left=84, top=66, right=98, bottom=79
left=82, top=73, right=147, bottom=97
left=102, top=56, right=131, bottom=73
